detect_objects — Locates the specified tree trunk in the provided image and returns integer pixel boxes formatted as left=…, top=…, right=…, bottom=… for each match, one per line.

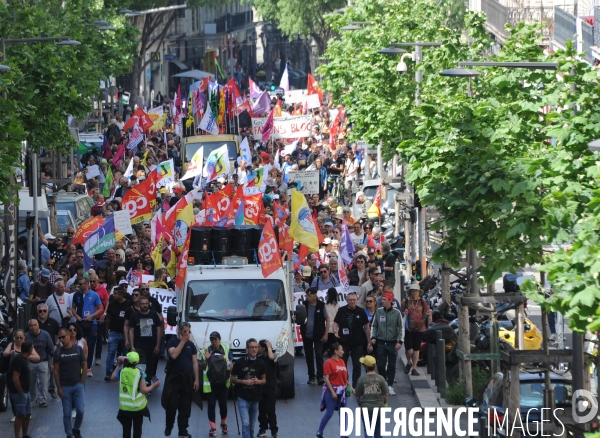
left=130, top=58, right=142, bottom=111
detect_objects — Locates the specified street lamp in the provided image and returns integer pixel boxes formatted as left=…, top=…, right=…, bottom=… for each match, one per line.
left=379, top=41, right=442, bottom=281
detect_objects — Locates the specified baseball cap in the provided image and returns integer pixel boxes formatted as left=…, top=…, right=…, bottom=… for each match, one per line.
left=323, top=238, right=332, bottom=245
left=324, top=222, right=334, bottom=227
left=302, top=266, right=312, bottom=277
left=173, top=186, right=183, bottom=193
left=40, top=269, right=50, bottom=278
left=382, top=292, right=394, bottom=301
left=159, top=187, right=167, bottom=194
left=359, top=355, right=377, bottom=367
left=100, top=159, right=108, bottom=164
left=119, top=279, right=129, bottom=286
left=306, top=288, right=318, bottom=295
left=408, top=283, right=421, bottom=291
left=209, top=331, right=221, bottom=340
left=44, top=233, right=56, bottom=240
left=126, top=351, right=140, bottom=364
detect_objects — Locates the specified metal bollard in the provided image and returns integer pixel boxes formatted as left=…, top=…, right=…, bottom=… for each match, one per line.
left=427, top=342, right=435, bottom=376
left=435, top=330, right=446, bottom=390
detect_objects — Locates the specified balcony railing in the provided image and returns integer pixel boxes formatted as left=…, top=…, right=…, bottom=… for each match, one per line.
left=480, top=0, right=554, bottom=41
left=215, top=11, right=254, bottom=34
left=581, top=19, right=594, bottom=63
left=595, top=7, right=600, bottom=46
left=554, top=6, right=577, bottom=47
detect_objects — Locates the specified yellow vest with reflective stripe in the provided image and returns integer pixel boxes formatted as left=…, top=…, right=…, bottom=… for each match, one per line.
left=199, top=344, right=231, bottom=393
left=119, top=367, right=148, bottom=411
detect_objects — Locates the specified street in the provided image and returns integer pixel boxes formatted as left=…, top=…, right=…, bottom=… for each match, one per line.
left=0, top=345, right=470, bottom=438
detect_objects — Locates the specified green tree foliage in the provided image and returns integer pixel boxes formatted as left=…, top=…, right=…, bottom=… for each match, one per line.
left=250, top=0, right=346, bottom=68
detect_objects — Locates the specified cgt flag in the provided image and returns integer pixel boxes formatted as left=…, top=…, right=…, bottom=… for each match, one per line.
left=121, top=181, right=153, bottom=225
left=258, top=220, right=282, bottom=278
left=122, top=108, right=154, bottom=132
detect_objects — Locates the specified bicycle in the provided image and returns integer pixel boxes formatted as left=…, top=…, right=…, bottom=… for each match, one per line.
left=327, top=174, right=345, bottom=205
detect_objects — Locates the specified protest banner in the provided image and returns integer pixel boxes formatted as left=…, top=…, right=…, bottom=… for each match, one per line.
left=149, top=287, right=178, bottom=335
left=287, top=169, right=319, bottom=195
left=113, top=209, right=133, bottom=235
left=292, top=286, right=359, bottom=347
left=251, top=114, right=311, bottom=140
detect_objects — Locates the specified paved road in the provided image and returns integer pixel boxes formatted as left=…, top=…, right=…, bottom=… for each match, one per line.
left=1, top=345, right=472, bottom=438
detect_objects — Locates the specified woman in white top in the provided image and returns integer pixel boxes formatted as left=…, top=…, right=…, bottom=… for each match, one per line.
left=324, top=288, right=340, bottom=352
left=236, top=159, right=248, bottom=184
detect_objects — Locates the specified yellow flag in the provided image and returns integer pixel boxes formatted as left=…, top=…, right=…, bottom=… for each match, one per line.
left=166, top=246, right=176, bottom=279
left=289, top=189, right=319, bottom=252
left=152, top=237, right=163, bottom=271
left=140, top=150, right=150, bottom=167
left=174, top=200, right=194, bottom=252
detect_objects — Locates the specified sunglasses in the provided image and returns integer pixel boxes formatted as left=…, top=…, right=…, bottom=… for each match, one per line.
left=58, top=335, right=67, bottom=340
left=38, top=310, right=47, bottom=313
left=319, top=270, right=328, bottom=274
left=69, top=329, right=77, bottom=332
left=366, top=300, right=375, bottom=303
left=132, top=293, right=140, bottom=297
left=140, top=288, right=149, bottom=291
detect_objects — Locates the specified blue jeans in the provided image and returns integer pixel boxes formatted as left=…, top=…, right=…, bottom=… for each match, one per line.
left=318, top=390, right=347, bottom=435
left=376, top=341, right=397, bottom=387
left=106, top=331, right=125, bottom=375
left=237, top=397, right=259, bottom=438
left=363, top=409, right=381, bottom=438
left=85, top=323, right=98, bottom=370
left=61, top=382, right=85, bottom=436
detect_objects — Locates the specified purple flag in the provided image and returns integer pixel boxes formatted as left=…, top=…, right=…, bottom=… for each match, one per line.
left=261, top=110, right=274, bottom=142
left=252, top=90, right=271, bottom=116
left=340, top=222, right=355, bottom=266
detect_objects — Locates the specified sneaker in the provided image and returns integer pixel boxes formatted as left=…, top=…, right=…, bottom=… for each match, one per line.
left=388, top=386, right=396, bottom=396
left=164, top=426, right=172, bottom=436
left=316, top=435, right=324, bottom=438
left=73, top=429, right=82, bottom=438
left=404, top=362, right=412, bottom=374
left=50, top=390, right=58, bottom=399
left=549, top=334, right=556, bottom=341
left=95, top=358, right=101, bottom=366
left=104, top=375, right=111, bottom=382
left=307, top=379, right=315, bottom=385
left=11, top=416, right=15, bottom=422
left=209, top=428, right=217, bottom=437
left=87, top=370, right=93, bottom=377
left=318, top=379, right=325, bottom=385
left=221, top=424, right=228, bottom=435
left=39, top=402, right=48, bottom=407
left=272, top=435, right=278, bottom=438
left=258, top=430, right=267, bottom=437
left=411, top=369, right=420, bottom=376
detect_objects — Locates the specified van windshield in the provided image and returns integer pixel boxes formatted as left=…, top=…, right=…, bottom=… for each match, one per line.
left=55, top=201, right=76, bottom=217
left=185, top=141, right=238, bottom=162
left=185, top=279, right=287, bottom=321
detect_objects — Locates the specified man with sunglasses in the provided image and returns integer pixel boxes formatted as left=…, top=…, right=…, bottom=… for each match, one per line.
left=349, top=222, right=369, bottom=247
left=36, top=304, right=60, bottom=399
left=311, top=265, right=338, bottom=290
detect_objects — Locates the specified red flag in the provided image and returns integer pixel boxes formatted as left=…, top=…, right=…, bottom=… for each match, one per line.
left=373, top=186, right=381, bottom=218
left=244, top=193, right=264, bottom=225
left=121, top=181, right=153, bottom=224
left=163, top=191, right=194, bottom=233
left=224, top=185, right=244, bottom=227
left=338, top=257, right=350, bottom=291
left=261, top=109, right=275, bottom=142
left=294, top=245, right=310, bottom=271
left=278, top=223, right=293, bottom=252
left=307, top=73, right=323, bottom=105
left=175, top=84, right=182, bottom=109
left=273, top=201, right=289, bottom=227
left=316, top=222, right=325, bottom=245
left=329, top=110, right=341, bottom=150
left=235, top=100, right=254, bottom=117
left=258, top=220, right=282, bottom=278
left=122, top=108, right=154, bottom=132
left=112, top=141, right=126, bottom=167
left=207, top=190, right=231, bottom=219
left=72, top=216, right=104, bottom=245
left=174, top=233, right=191, bottom=290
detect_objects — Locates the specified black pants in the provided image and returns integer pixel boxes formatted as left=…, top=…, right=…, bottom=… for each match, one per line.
left=258, top=388, right=278, bottom=433
left=137, top=346, right=157, bottom=384
left=164, top=378, right=192, bottom=436
left=303, top=337, right=324, bottom=381
left=117, top=409, right=144, bottom=438
left=342, top=343, right=363, bottom=387
left=207, top=384, right=228, bottom=424
left=95, top=322, right=105, bottom=359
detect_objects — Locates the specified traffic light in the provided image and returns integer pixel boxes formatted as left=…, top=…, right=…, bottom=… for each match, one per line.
left=270, top=85, right=276, bottom=91
left=415, top=259, right=422, bottom=281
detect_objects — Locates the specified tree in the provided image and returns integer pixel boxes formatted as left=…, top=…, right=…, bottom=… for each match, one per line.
left=250, top=0, right=346, bottom=73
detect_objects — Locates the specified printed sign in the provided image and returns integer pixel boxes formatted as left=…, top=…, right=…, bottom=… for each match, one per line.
left=251, top=115, right=311, bottom=140
left=149, top=287, right=178, bottom=335
left=113, top=210, right=133, bottom=235
left=287, top=169, right=319, bottom=195
left=292, top=286, right=359, bottom=346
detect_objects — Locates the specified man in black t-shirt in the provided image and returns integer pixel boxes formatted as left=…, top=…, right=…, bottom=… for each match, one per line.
left=128, top=296, right=163, bottom=385
left=8, top=340, right=34, bottom=437
left=163, top=322, right=200, bottom=438
left=54, top=327, right=87, bottom=438
left=257, top=339, right=278, bottom=437
left=231, top=338, right=266, bottom=438
left=102, top=287, right=131, bottom=381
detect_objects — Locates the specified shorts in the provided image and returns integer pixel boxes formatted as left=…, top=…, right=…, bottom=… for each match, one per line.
left=10, top=392, right=32, bottom=418
left=404, top=331, right=424, bottom=352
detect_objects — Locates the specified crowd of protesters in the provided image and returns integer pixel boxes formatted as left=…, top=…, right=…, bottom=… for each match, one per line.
left=0, top=87, right=435, bottom=438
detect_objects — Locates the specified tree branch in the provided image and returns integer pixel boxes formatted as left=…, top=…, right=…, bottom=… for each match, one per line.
left=139, top=11, right=178, bottom=72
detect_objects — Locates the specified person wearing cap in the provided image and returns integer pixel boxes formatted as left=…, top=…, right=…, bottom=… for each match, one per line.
left=318, top=238, right=333, bottom=264
left=54, top=327, right=87, bottom=438
left=370, top=291, right=404, bottom=396
left=299, top=287, right=330, bottom=385
left=111, top=350, right=160, bottom=438
left=293, top=268, right=309, bottom=292
left=29, top=268, right=57, bottom=314
left=199, top=331, right=233, bottom=436
left=355, top=355, right=388, bottom=438
left=401, top=283, right=432, bottom=376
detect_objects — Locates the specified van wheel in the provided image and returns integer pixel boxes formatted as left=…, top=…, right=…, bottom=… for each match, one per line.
left=278, top=370, right=295, bottom=399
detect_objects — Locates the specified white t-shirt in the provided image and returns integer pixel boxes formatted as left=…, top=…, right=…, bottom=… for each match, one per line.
left=350, top=232, right=368, bottom=247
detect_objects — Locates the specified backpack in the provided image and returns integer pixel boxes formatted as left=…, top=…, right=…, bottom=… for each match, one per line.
left=206, top=350, right=229, bottom=386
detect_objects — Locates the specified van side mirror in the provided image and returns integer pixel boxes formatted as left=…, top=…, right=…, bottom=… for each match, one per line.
left=167, top=306, right=178, bottom=327
left=295, top=304, right=307, bottom=325
left=465, top=396, right=477, bottom=407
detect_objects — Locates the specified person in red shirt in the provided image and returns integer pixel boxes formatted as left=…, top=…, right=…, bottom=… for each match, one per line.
left=316, top=343, right=350, bottom=438
left=89, top=274, right=109, bottom=366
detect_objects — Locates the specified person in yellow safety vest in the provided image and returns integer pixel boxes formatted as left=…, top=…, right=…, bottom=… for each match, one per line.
left=111, top=351, right=161, bottom=438
left=199, top=331, right=233, bottom=437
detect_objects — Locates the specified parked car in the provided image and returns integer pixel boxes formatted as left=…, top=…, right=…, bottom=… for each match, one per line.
left=465, top=370, right=595, bottom=438
left=55, top=192, right=94, bottom=227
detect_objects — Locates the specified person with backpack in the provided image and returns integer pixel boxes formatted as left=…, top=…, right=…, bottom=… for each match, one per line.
left=111, top=351, right=161, bottom=438
left=199, top=331, right=233, bottom=437
left=401, top=283, right=432, bottom=376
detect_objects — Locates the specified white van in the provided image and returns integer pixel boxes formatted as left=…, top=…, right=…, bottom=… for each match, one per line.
left=167, top=260, right=301, bottom=398
left=0, top=190, right=51, bottom=236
